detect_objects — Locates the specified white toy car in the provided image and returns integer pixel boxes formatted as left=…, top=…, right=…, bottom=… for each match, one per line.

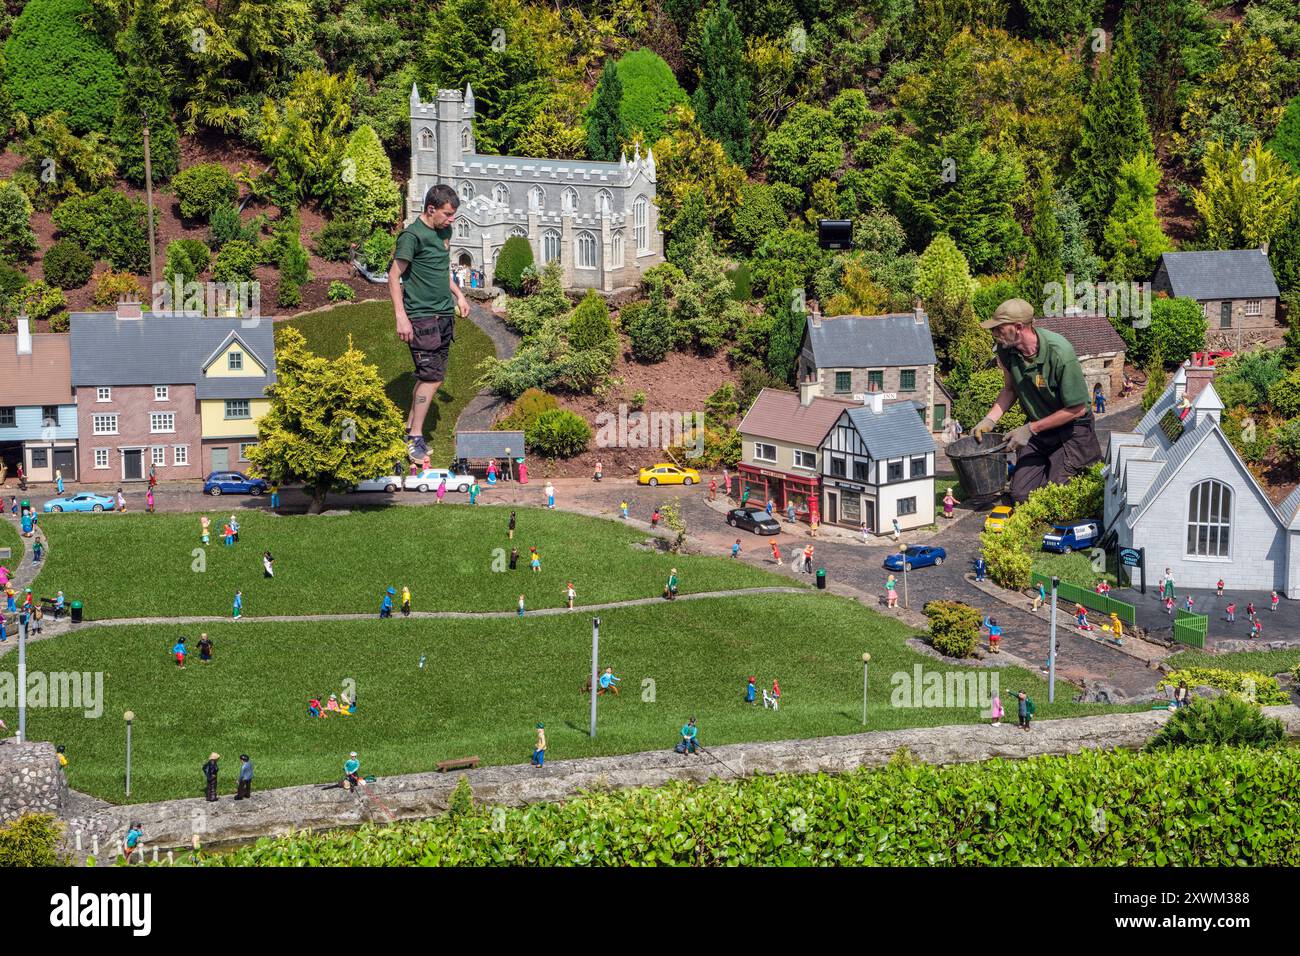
left=353, top=474, right=403, bottom=493
left=405, top=468, right=474, bottom=493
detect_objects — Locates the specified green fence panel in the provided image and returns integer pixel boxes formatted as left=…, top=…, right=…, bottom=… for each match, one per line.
left=1172, top=609, right=1207, bottom=648
left=1031, top=573, right=1136, bottom=626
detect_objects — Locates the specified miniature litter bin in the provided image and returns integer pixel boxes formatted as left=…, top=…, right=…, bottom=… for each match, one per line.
left=70, top=601, right=83, bottom=624
left=816, top=567, right=827, bottom=590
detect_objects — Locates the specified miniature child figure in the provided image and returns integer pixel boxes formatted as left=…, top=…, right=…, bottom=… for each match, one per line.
left=1032, top=580, right=1046, bottom=612
left=263, top=550, right=274, bottom=578
left=744, top=676, right=757, bottom=704
left=765, top=499, right=774, bottom=519
left=1216, top=579, right=1225, bottom=597
left=985, top=616, right=1002, bottom=653
left=146, top=488, right=154, bottom=513
left=1095, top=580, right=1111, bottom=596
left=1247, top=601, right=1257, bottom=622
left=861, top=522, right=869, bottom=543
left=1252, top=617, right=1262, bottom=639
left=1161, top=569, right=1174, bottom=602
left=509, top=511, right=517, bottom=538
left=1271, top=590, right=1280, bottom=612
left=565, top=582, right=576, bottom=609
left=230, top=515, right=240, bottom=543
left=591, top=460, right=600, bottom=482
left=803, top=544, right=815, bottom=574
left=270, top=483, right=280, bottom=510
left=402, top=585, right=412, bottom=617
left=770, top=540, right=782, bottom=564
left=1077, top=604, right=1093, bottom=629
left=599, top=667, right=621, bottom=696
left=487, top=459, right=499, bottom=484
left=380, top=587, right=394, bottom=618
left=974, top=555, right=986, bottom=582
left=990, top=691, right=1003, bottom=726
left=532, top=723, right=546, bottom=766
left=222, top=522, right=235, bottom=547
left=201, top=515, right=210, bottom=545
left=620, top=500, right=629, bottom=520
left=731, top=539, right=741, bottom=559
left=436, top=478, right=446, bottom=504
left=530, top=547, right=541, bottom=572
left=509, top=546, right=519, bottom=570
left=172, top=637, right=187, bottom=669
left=651, top=508, right=661, bottom=528
left=943, top=488, right=955, bottom=519
left=708, top=478, right=717, bottom=501
left=469, top=480, right=480, bottom=505
left=308, top=697, right=323, bottom=718
left=1184, top=594, right=1194, bottom=613
left=232, top=590, right=243, bottom=619
left=116, top=488, right=126, bottom=512
left=886, top=574, right=898, bottom=608
left=325, top=694, right=340, bottom=715
left=665, top=568, right=678, bottom=600
left=517, top=594, right=526, bottom=617
left=1226, top=601, right=1236, bottom=623
left=786, top=501, right=796, bottom=523
left=1164, top=595, right=1174, bottom=615
left=810, top=516, right=819, bottom=538
left=545, top=481, right=555, bottom=509
left=32, top=539, right=42, bottom=563
left=1016, top=691, right=1030, bottom=730
left=198, top=633, right=213, bottom=663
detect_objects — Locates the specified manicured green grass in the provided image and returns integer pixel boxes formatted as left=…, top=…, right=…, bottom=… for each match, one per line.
left=1169, top=648, right=1300, bottom=677
left=0, top=519, right=20, bottom=564
left=4, top=592, right=1123, bottom=803
left=35, top=506, right=798, bottom=619
left=285, top=301, right=496, bottom=467
left=1032, top=549, right=1121, bottom=590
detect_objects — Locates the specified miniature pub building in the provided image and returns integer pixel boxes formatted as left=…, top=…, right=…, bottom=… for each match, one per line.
left=1104, top=362, right=1300, bottom=597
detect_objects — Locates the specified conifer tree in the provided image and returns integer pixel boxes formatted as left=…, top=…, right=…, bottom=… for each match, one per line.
left=1101, top=152, right=1172, bottom=282
left=691, top=0, right=751, bottom=169
left=112, top=0, right=180, bottom=184
left=586, top=61, right=627, bottom=162
left=1020, top=168, right=1065, bottom=310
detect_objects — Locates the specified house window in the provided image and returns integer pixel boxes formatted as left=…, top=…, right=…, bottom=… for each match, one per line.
left=542, top=229, right=561, bottom=264
left=42, top=406, right=59, bottom=426
left=30, top=448, right=47, bottom=470
left=456, top=220, right=470, bottom=238
left=834, top=371, right=851, bottom=393
left=597, top=190, right=612, bottom=215
left=562, top=188, right=579, bottom=214
left=900, top=369, right=916, bottom=392
left=529, top=186, right=545, bottom=210
left=910, top=456, right=927, bottom=478
left=867, top=370, right=884, bottom=391
left=151, top=446, right=166, bottom=467
left=154, top=386, right=169, bottom=401
left=754, top=442, right=777, bottom=463
left=612, top=232, right=625, bottom=268
left=508, top=226, right=528, bottom=240
left=419, top=128, right=434, bottom=150
left=1220, top=302, right=1231, bottom=329
left=897, top=496, right=917, bottom=516
left=225, top=400, right=251, bottom=420
left=853, top=460, right=870, bottom=483
left=239, top=442, right=256, bottom=461
left=0, top=407, right=14, bottom=428
left=1202, top=302, right=1211, bottom=321
left=1245, top=299, right=1261, bottom=317
left=92, top=414, right=118, bottom=435
left=576, top=231, right=598, bottom=269
left=793, top=450, right=816, bottom=470
left=886, top=460, right=903, bottom=482
left=97, top=387, right=111, bottom=402
left=829, top=455, right=846, bottom=478
left=1187, top=479, right=1231, bottom=558
left=492, top=183, right=509, bottom=205
left=461, top=128, right=470, bottom=151
left=1102, top=359, right=1113, bottom=369
left=94, top=448, right=109, bottom=469
left=150, top=413, right=175, bottom=433
left=173, top=445, right=189, bottom=466
left=634, top=197, right=648, bottom=251
left=228, top=351, right=244, bottom=371
left=459, top=182, right=475, bottom=201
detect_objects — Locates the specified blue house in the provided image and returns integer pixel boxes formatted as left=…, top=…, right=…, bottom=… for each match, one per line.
left=0, top=318, right=78, bottom=483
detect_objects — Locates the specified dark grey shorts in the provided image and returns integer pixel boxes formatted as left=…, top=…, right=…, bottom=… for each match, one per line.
left=408, top=314, right=455, bottom=383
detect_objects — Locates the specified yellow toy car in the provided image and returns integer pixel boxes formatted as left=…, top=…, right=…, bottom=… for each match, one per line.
left=638, top=464, right=701, bottom=486
left=984, top=505, right=1014, bottom=533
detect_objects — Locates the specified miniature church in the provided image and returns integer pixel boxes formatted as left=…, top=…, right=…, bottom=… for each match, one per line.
left=406, top=84, right=665, bottom=293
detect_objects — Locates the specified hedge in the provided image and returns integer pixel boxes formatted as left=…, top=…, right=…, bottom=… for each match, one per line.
left=982, top=465, right=1103, bottom=590
left=1158, top=668, right=1290, bottom=706
left=203, top=747, right=1300, bottom=866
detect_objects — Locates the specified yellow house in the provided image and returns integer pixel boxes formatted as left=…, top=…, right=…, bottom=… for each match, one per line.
left=198, top=330, right=275, bottom=475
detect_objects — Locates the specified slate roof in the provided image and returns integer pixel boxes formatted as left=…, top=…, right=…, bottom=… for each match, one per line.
left=738, top=389, right=855, bottom=447
left=1035, top=314, right=1127, bottom=357
left=1155, top=250, right=1279, bottom=301
left=1279, top=484, right=1300, bottom=526
left=68, top=313, right=276, bottom=399
left=457, top=430, right=524, bottom=459
left=842, top=402, right=936, bottom=460
left=0, top=333, right=73, bottom=406
left=805, top=313, right=938, bottom=369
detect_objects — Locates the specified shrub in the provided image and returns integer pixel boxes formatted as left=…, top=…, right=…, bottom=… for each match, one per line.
left=41, top=240, right=93, bottom=289
left=528, top=408, right=591, bottom=458
left=924, top=600, right=982, bottom=658
left=448, top=776, right=474, bottom=818
left=1146, top=695, right=1285, bottom=751
left=91, top=269, right=145, bottom=309
left=494, top=236, right=535, bottom=294
left=0, top=180, right=38, bottom=262
left=17, top=279, right=66, bottom=321
left=173, top=163, right=239, bottom=221
left=212, top=239, right=260, bottom=283
left=1158, top=668, right=1289, bottom=706
left=0, top=263, right=28, bottom=307
left=51, top=188, right=151, bottom=272
left=982, top=464, right=1104, bottom=590
left=1267, top=370, right=1300, bottom=418
left=4, top=0, right=123, bottom=134
left=629, top=389, right=648, bottom=410
left=13, top=111, right=119, bottom=212
left=952, top=368, right=1027, bottom=433
left=48, top=312, right=69, bottom=332
left=336, top=124, right=401, bottom=232
left=163, top=239, right=212, bottom=286
left=208, top=205, right=261, bottom=250
left=736, top=363, right=786, bottom=409
left=1274, top=417, right=1300, bottom=459
left=0, top=813, right=67, bottom=866
left=313, top=217, right=366, bottom=262
left=277, top=281, right=302, bottom=308
left=497, top=387, right=558, bottom=432
left=327, top=280, right=355, bottom=302
left=624, top=300, right=675, bottom=363
left=361, top=228, right=395, bottom=273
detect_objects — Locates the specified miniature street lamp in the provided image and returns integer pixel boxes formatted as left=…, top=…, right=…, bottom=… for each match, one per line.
left=124, top=711, right=135, bottom=798
left=862, top=653, right=871, bottom=726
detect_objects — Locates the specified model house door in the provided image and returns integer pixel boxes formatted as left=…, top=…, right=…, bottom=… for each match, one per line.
left=211, top=447, right=229, bottom=473
left=826, top=492, right=838, bottom=525
left=123, top=449, right=143, bottom=480
left=865, top=499, right=876, bottom=531
left=53, top=448, right=76, bottom=480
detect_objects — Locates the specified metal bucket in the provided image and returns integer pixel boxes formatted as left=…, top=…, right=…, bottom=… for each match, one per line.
left=946, top=435, right=1009, bottom=500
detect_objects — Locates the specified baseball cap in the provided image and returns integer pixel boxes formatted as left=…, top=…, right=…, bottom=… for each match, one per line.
left=979, top=298, right=1035, bottom=329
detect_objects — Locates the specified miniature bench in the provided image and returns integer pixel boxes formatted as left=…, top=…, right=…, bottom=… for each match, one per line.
left=0, top=548, right=10, bottom=560
left=436, top=756, right=480, bottom=772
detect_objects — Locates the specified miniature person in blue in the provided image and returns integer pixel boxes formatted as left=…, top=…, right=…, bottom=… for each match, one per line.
left=380, top=587, right=395, bottom=618
left=745, top=676, right=757, bottom=703
left=974, top=555, right=986, bottom=582
left=679, top=717, right=700, bottom=754
left=599, top=667, right=621, bottom=695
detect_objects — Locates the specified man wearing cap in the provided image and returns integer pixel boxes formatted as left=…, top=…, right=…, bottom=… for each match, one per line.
left=344, top=751, right=362, bottom=789
left=235, top=754, right=253, bottom=800
left=202, top=752, right=220, bottom=802
left=390, top=183, right=471, bottom=465
left=972, top=299, right=1102, bottom=503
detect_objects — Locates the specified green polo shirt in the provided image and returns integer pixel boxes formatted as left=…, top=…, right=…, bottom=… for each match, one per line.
left=393, top=217, right=454, bottom=317
left=995, top=327, right=1090, bottom=422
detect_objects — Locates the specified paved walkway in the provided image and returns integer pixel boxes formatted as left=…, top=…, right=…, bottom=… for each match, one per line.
left=452, top=301, right=520, bottom=432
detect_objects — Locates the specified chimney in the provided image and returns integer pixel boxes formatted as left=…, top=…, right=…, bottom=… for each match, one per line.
left=913, top=298, right=924, bottom=325
left=116, top=299, right=143, bottom=320
left=800, top=383, right=814, bottom=406
left=810, top=311, right=821, bottom=329
left=16, top=313, right=31, bottom=355
left=1183, top=365, right=1215, bottom=404
left=1261, top=242, right=1270, bottom=256
left=867, top=392, right=885, bottom=415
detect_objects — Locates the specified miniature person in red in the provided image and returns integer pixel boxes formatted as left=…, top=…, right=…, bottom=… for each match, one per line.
left=769, top=540, right=781, bottom=564
left=1216, top=579, right=1224, bottom=597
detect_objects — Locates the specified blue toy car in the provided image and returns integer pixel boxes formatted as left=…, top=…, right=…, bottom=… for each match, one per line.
left=1042, top=520, right=1100, bottom=553
left=43, top=492, right=115, bottom=513
left=203, top=471, right=268, bottom=497
left=883, top=545, right=947, bottom=571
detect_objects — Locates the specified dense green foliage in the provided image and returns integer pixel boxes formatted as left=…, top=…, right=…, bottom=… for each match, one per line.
left=923, top=600, right=982, bottom=658
left=1146, top=696, right=1285, bottom=751
left=51, top=188, right=152, bottom=272
left=163, top=238, right=213, bottom=287
left=41, top=240, right=94, bottom=290
left=981, top=465, right=1103, bottom=589
left=527, top=408, right=593, bottom=458
left=0, top=181, right=38, bottom=263
left=173, top=164, right=240, bottom=222
left=494, top=237, right=535, bottom=295
left=0, top=814, right=68, bottom=867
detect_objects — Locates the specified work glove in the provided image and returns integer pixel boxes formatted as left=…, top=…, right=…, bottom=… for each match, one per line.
left=972, top=417, right=997, bottom=442
left=1006, top=422, right=1035, bottom=450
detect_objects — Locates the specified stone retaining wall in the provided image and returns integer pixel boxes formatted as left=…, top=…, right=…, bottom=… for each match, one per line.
left=0, top=741, right=68, bottom=822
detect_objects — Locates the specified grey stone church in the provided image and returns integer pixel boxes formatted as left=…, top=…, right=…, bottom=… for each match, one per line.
left=406, top=84, right=665, bottom=293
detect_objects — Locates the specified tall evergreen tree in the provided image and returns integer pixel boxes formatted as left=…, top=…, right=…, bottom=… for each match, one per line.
left=1070, top=15, right=1153, bottom=241
left=1020, top=168, right=1065, bottom=310
left=585, top=60, right=627, bottom=162
left=112, top=0, right=180, bottom=185
left=691, top=0, right=751, bottom=169
left=1101, top=152, right=1172, bottom=281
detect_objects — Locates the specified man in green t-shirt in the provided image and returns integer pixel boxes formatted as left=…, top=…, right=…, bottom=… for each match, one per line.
left=389, top=184, right=471, bottom=464
left=971, top=298, right=1102, bottom=503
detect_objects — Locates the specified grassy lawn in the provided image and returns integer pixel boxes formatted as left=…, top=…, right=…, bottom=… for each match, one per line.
left=0, top=518, right=19, bottom=563
left=1031, top=549, right=1122, bottom=591
left=1168, top=648, right=1300, bottom=677
left=284, top=301, right=496, bottom=467
left=35, top=506, right=797, bottom=619
left=4, top=592, right=1125, bottom=803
